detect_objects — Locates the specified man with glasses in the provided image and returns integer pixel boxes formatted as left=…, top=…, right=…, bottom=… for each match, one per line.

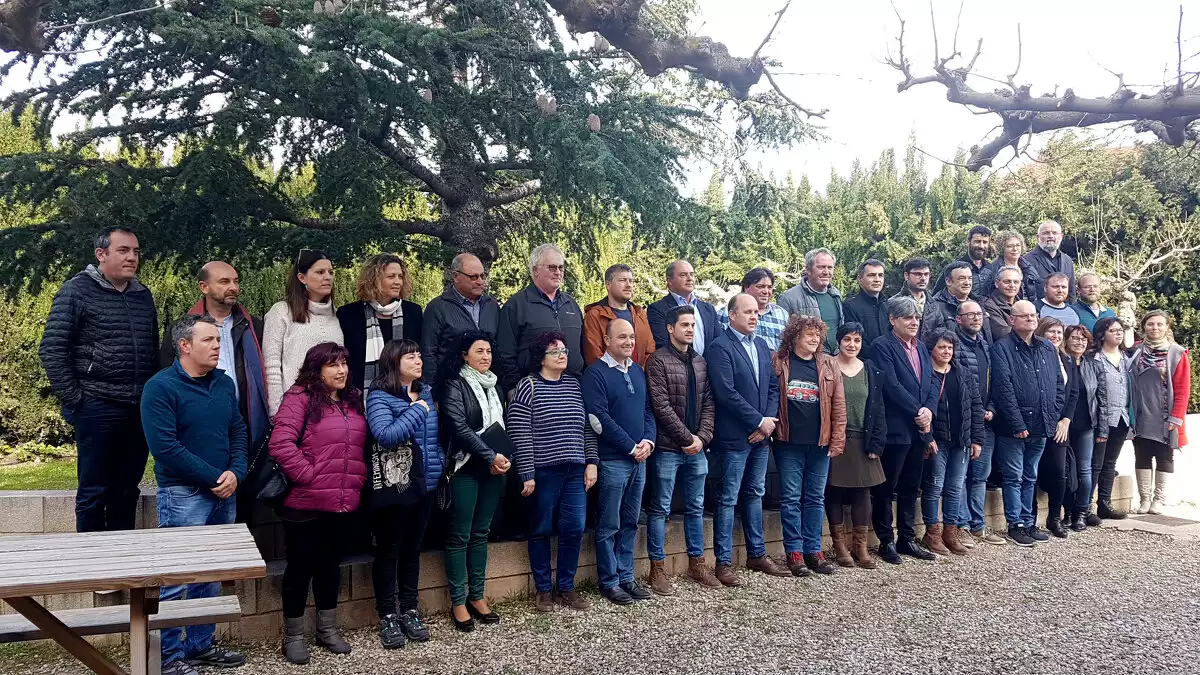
left=648, top=259, right=720, bottom=355
left=990, top=300, right=1066, bottom=547
left=422, top=253, right=501, bottom=388
left=583, top=319, right=657, bottom=605
left=583, top=264, right=656, bottom=365
left=498, top=244, right=584, bottom=393
left=953, top=300, right=1004, bottom=546
left=1071, top=272, right=1115, bottom=332
left=982, top=265, right=1024, bottom=341
left=1022, top=219, right=1075, bottom=302
left=892, top=258, right=932, bottom=315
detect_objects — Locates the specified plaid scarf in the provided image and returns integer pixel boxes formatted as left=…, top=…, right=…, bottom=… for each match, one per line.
left=364, top=300, right=403, bottom=393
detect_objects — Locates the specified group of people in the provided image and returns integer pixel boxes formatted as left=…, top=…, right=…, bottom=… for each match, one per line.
left=37, top=222, right=1190, bottom=674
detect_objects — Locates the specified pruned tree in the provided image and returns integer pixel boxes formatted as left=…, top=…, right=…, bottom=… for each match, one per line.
left=885, top=2, right=1200, bottom=171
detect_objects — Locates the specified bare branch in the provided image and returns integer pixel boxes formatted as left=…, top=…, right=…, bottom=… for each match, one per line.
left=1179, top=4, right=1186, bottom=96
left=280, top=214, right=448, bottom=238
left=751, top=0, right=792, bottom=63
left=763, top=69, right=828, bottom=118
left=43, top=2, right=168, bottom=32
left=1006, top=24, right=1022, bottom=89
left=484, top=179, right=543, bottom=207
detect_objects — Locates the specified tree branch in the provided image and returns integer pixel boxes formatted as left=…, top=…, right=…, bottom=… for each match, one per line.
left=763, top=69, right=828, bottom=118
left=278, top=213, right=448, bottom=237
left=484, top=179, right=542, bottom=207
left=751, top=0, right=792, bottom=63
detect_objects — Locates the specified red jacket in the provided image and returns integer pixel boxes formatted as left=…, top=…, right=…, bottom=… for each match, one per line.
left=269, top=386, right=369, bottom=513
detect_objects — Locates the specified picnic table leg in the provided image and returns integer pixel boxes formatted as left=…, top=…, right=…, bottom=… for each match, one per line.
left=4, top=596, right=125, bottom=675
left=128, top=588, right=159, bottom=675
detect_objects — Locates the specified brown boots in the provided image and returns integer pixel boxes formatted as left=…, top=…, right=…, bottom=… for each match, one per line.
left=714, top=563, right=741, bottom=587
left=851, top=525, right=876, bottom=569
left=746, top=555, right=792, bottom=577
left=922, top=523, right=951, bottom=556
left=829, top=524, right=855, bottom=567
left=942, top=525, right=968, bottom=556
left=687, top=557, right=722, bottom=588
left=648, top=560, right=676, bottom=595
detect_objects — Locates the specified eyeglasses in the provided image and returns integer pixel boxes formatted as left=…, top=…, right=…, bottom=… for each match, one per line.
left=545, top=348, right=569, bottom=357
left=1068, top=335, right=1089, bottom=342
left=541, top=264, right=566, bottom=272
left=455, top=271, right=487, bottom=281
left=958, top=312, right=984, bottom=320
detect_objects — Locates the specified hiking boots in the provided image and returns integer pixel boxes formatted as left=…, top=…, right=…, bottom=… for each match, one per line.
left=803, top=552, right=835, bottom=575
left=1098, top=501, right=1127, bottom=520
left=786, top=552, right=811, bottom=578
left=647, top=559, right=676, bottom=596
left=687, top=557, right=722, bottom=588
left=941, top=525, right=968, bottom=555
left=714, top=563, right=742, bottom=587
left=377, top=614, right=405, bottom=650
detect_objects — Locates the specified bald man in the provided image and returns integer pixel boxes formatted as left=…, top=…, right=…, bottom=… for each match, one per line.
left=583, top=318, right=657, bottom=605
left=421, top=253, right=502, bottom=390
left=989, top=299, right=1065, bottom=547
left=160, top=262, right=269, bottom=520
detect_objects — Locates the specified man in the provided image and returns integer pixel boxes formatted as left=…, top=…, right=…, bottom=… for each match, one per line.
left=583, top=319, right=657, bottom=605
left=143, top=315, right=249, bottom=674
left=1035, top=273, right=1080, bottom=327
left=990, top=300, right=1066, bottom=547
left=841, top=259, right=890, bottom=358
left=497, top=244, right=584, bottom=392
left=938, top=225, right=992, bottom=297
left=1022, top=219, right=1075, bottom=301
left=919, top=260, right=974, bottom=342
left=421, top=252, right=502, bottom=381
left=868, top=297, right=938, bottom=564
left=648, top=259, right=720, bottom=355
left=706, top=294, right=788, bottom=583
left=892, top=258, right=932, bottom=315
left=39, top=226, right=159, bottom=532
left=583, top=264, right=656, bottom=365
left=777, top=248, right=844, bottom=354
left=717, top=268, right=790, bottom=351
left=982, top=265, right=1023, bottom=341
left=1072, top=272, right=1115, bottom=332
left=644, top=306, right=719, bottom=593
left=952, top=300, right=1005, bottom=546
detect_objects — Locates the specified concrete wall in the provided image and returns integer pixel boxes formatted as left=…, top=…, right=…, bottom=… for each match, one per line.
left=0, top=477, right=1135, bottom=641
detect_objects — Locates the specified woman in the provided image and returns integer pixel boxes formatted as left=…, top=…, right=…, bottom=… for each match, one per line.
left=1034, top=318, right=1080, bottom=538
left=771, top=315, right=846, bottom=576
left=268, top=343, right=368, bottom=665
left=508, top=332, right=598, bottom=613
left=337, top=253, right=424, bottom=392
left=919, top=329, right=984, bottom=556
left=1130, top=310, right=1191, bottom=515
left=981, top=231, right=1040, bottom=300
left=365, top=339, right=444, bottom=649
left=826, top=323, right=886, bottom=570
left=264, top=250, right=345, bottom=417
left=1091, top=316, right=1132, bottom=520
left=1061, top=324, right=1106, bottom=531
left=439, top=331, right=511, bottom=632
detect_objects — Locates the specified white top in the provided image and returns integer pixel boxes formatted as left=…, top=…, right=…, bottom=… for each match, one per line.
left=262, top=299, right=344, bottom=416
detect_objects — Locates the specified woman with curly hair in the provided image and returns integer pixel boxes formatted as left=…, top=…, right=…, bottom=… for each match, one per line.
left=268, top=342, right=368, bottom=665
left=1130, top=310, right=1191, bottom=514
left=337, top=253, right=424, bottom=391
left=771, top=314, right=846, bottom=576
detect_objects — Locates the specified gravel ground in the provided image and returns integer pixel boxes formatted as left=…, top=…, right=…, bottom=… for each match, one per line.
left=4, top=528, right=1199, bottom=675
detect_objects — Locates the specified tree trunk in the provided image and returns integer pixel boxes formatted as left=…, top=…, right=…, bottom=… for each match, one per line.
left=441, top=198, right=500, bottom=266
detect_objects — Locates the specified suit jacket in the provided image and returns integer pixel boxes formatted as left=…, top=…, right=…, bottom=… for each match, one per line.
left=647, top=293, right=720, bottom=353
left=870, top=331, right=939, bottom=445
left=705, top=326, right=780, bottom=451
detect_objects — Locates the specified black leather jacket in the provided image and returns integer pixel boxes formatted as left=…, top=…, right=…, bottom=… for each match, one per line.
left=439, top=376, right=501, bottom=471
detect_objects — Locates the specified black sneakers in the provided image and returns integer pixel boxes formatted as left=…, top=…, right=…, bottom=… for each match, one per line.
left=1008, top=526, right=1035, bottom=547
left=378, top=614, right=406, bottom=650
left=188, top=646, right=246, bottom=668
left=162, top=660, right=199, bottom=675
left=399, top=609, right=430, bottom=642
left=1027, top=526, right=1051, bottom=542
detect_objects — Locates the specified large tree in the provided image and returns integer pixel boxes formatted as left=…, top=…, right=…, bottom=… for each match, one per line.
left=0, top=0, right=818, bottom=274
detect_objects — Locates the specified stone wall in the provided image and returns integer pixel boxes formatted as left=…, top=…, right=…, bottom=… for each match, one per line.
left=0, top=477, right=1135, bottom=641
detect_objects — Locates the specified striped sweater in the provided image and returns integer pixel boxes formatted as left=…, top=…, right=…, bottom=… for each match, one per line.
left=507, top=374, right=598, bottom=482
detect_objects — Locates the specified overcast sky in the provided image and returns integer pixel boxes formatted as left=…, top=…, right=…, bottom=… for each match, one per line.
left=684, top=0, right=1192, bottom=193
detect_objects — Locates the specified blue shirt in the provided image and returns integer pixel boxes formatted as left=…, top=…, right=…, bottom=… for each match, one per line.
left=672, top=292, right=706, bottom=355
left=454, top=288, right=481, bottom=327
left=729, top=326, right=760, bottom=386
left=216, top=314, right=238, bottom=399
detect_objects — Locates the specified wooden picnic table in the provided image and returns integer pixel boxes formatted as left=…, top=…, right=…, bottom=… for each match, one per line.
left=0, top=523, right=265, bottom=675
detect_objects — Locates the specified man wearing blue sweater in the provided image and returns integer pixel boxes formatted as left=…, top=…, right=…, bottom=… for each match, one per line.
left=141, top=315, right=248, bottom=675
left=583, top=319, right=657, bottom=606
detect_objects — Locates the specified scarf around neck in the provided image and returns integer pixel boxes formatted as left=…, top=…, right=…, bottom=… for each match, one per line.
left=460, top=364, right=505, bottom=432
left=364, top=300, right=404, bottom=393
left=1139, top=336, right=1172, bottom=380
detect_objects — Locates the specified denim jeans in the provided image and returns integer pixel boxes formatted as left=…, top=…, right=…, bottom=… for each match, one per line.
left=527, top=463, right=588, bottom=593
left=647, top=451, right=708, bottom=561
left=996, top=435, right=1048, bottom=528
left=922, top=443, right=968, bottom=526
left=959, top=427, right=995, bottom=531
left=75, top=397, right=150, bottom=532
left=773, top=443, right=829, bottom=555
left=710, top=443, right=769, bottom=565
left=1070, top=429, right=1095, bottom=514
left=595, top=458, right=646, bottom=590
left=156, top=486, right=236, bottom=666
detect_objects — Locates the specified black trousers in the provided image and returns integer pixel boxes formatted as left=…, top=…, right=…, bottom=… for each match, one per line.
left=281, top=512, right=352, bottom=618
left=1093, top=421, right=1129, bottom=503
left=871, top=440, right=924, bottom=545
left=72, top=397, right=150, bottom=532
left=1133, top=437, right=1175, bottom=473
left=371, top=494, right=435, bottom=618
left=1037, top=440, right=1069, bottom=522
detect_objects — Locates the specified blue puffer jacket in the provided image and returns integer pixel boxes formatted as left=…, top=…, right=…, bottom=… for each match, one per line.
left=990, top=333, right=1065, bottom=439
left=366, top=385, right=444, bottom=495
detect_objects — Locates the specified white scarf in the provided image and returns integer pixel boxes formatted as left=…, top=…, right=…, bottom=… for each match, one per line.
left=364, top=300, right=403, bottom=393
left=460, top=364, right=504, bottom=432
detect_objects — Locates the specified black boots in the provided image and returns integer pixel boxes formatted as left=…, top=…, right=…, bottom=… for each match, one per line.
left=1045, top=518, right=1069, bottom=538
left=1070, top=512, right=1088, bottom=532
left=1097, top=500, right=1127, bottom=520
left=896, top=539, right=936, bottom=561
left=878, top=541, right=902, bottom=565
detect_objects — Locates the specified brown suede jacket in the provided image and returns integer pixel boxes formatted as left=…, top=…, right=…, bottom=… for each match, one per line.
left=771, top=350, right=847, bottom=454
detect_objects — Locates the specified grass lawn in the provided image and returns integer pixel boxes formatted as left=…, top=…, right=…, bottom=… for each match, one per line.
left=0, top=458, right=156, bottom=491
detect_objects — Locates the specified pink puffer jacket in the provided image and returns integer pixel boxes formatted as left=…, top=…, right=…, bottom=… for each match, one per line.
left=269, top=386, right=368, bottom=513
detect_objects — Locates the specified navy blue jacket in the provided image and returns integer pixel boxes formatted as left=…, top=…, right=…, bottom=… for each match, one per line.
left=706, top=327, right=780, bottom=451
left=141, top=361, right=248, bottom=488
left=870, top=331, right=939, bottom=445
left=582, top=359, right=657, bottom=461
left=647, top=293, right=720, bottom=353
left=989, top=333, right=1066, bottom=438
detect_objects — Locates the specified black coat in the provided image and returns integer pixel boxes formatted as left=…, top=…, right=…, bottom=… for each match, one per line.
left=497, top=286, right=584, bottom=392
left=954, top=327, right=991, bottom=409
left=647, top=293, right=720, bottom=352
left=936, top=254, right=990, bottom=299
left=159, top=302, right=264, bottom=425
left=1021, top=248, right=1075, bottom=302
left=420, top=288, right=501, bottom=390
left=919, top=289, right=964, bottom=343
left=990, top=333, right=1066, bottom=438
left=860, top=360, right=889, bottom=456
left=439, top=376, right=503, bottom=472
left=1058, top=353, right=1081, bottom=423
left=39, top=268, right=159, bottom=408
left=980, top=257, right=1042, bottom=303
left=929, top=359, right=986, bottom=449
left=841, top=292, right=890, bottom=359
left=336, top=300, right=424, bottom=390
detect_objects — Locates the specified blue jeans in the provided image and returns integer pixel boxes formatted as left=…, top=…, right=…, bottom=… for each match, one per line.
left=996, top=435, right=1048, bottom=528
left=156, top=486, right=236, bottom=666
left=595, top=458, right=646, bottom=590
left=959, top=427, right=995, bottom=531
left=922, top=443, right=968, bottom=526
left=647, top=451, right=708, bottom=561
left=1071, top=429, right=1095, bottom=514
left=711, top=444, right=769, bottom=565
left=773, top=443, right=829, bottom=555
left=527, top=463, right=588, bottom=593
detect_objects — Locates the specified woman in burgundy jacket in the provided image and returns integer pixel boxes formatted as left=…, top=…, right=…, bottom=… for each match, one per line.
left=268, top=342, right=368, bottom=665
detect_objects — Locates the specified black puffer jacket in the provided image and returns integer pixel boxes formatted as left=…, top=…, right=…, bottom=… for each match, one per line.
left=39, top=266, right=159, bottom=409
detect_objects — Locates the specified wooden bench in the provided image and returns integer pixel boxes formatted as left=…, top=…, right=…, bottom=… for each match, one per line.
left=0, top=596, right=243, bottom=644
